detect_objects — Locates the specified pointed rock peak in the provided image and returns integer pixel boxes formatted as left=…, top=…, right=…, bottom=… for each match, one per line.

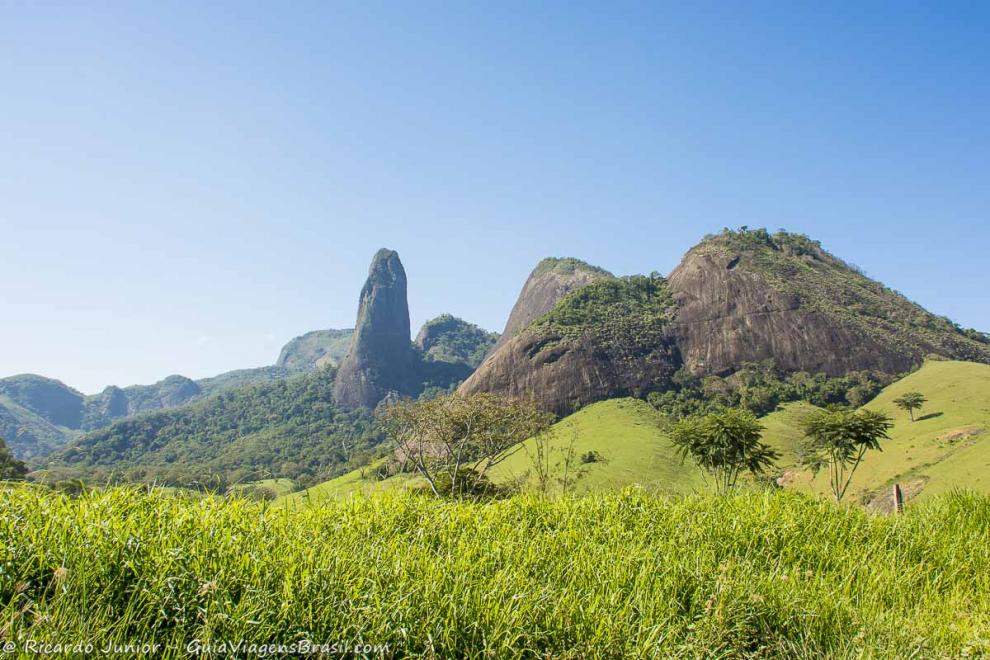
left=333, top=248, right=415, bottom=408
left=490, top=256, right=613, bottom=353
left=363, top=248, right=405, bottom=291
left=353, top=248, right=410, bottom=339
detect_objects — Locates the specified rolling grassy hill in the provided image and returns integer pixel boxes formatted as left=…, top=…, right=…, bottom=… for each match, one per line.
left=283, top=399, right=706, bottom=506
left=284, top=360, right=990, bottom=507
left=857, top=359, right=990, bottom=500
left=488, top=398, right=704, bottom=494
left=743, top=360, right=990, bottom=505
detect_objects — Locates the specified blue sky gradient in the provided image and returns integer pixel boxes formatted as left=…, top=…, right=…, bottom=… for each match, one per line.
left=2, top=2, right=988, bottom=393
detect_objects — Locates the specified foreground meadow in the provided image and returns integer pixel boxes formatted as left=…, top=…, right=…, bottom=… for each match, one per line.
left=2, top=486, right=989, bottom=658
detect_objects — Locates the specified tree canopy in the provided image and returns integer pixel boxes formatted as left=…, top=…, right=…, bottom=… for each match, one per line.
left=800, top=408, right=893, bottom=502
left=377, top=393, right=554, bottom=498
left=668, top=408, right=779, bottom=494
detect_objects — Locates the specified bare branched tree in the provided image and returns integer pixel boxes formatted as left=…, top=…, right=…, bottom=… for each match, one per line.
left=377, top=393, right=554, bottom=498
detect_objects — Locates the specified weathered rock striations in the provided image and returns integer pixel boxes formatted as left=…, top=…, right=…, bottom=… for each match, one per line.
left=667, top=231, right=990, bottom=377
left=462, top=230, right=990, bottom=414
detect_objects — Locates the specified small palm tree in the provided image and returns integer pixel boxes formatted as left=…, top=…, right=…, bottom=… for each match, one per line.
left=799, top=409, right=892, bottom=502
left=669, top=408, right=779, bottom=495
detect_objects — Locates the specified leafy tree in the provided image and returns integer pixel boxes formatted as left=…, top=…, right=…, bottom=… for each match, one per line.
left=377, top=393, right=554, bottom=498
left=893, top=391, right=927, bottom=422
left=668, top=408, right=779, bottom=495
left=799, top=409, right=893, bottom=502
left=0, top=437, right=29, bottom=480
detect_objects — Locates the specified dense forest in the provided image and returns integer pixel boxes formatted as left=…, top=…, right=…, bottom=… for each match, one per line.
left=646, top=360, right=894, bottom=418
left=45, top=368, right=380, bottom=491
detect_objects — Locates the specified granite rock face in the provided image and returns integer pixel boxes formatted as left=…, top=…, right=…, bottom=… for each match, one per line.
left=665, top=233, right=990, bottom=377
left=459, top=327, right=679, bottom=416
left=664, top=248, right=905, bottom=377
left=333, top=249, right=418, bottom=408
left=460, top=274, right=679, bottom=416
left=460, top=231, right=990, bottom=414
left=489, top=258, right=612, bottom=355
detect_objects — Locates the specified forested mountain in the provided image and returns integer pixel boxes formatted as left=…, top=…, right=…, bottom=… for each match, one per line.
left=1, top=329, right=357, bottom=461
left=33, top=249, right=497, bottom=484
left=415, top=314, right=498, bottom=368
left=45, top=367, right=379, bottom=489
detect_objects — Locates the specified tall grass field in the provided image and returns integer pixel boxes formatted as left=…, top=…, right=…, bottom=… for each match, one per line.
left=3, top=485, right=989, bottom=657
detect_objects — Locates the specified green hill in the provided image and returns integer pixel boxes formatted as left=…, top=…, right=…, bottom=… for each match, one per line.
left=859, top=360, right=990, bottom=497
left=488, top=398, right=704, bottom=494
left=759, top=360, right=990, bottom=505
left=289, top=360, right=990, bottom=506
left=281, top=460, right=419, bottom=506
left=287, top=398, right=704, bottom=504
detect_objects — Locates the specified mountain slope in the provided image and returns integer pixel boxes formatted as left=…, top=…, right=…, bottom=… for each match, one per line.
left=0, top=394, right=80, bottom=461
left=460, top=274, right=681, bottom=415
left=46, top=367, right=379, bottom=489
left=489, top=257, right=613, bottom=354
left=2, top=333, right=352, bottom=459
left=464, top=229, right=990, bottom=414
left=0, top=375, right=85, bottom=429
left=276, top=329, right=354, bottom=370
left=488, top=398, right=705, bottom=494
left=669, top=229, right=990, bottom=377
left=759, top=360, right=990, bottom=505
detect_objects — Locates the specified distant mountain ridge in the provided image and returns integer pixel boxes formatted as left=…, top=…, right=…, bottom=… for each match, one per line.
left=276, top=329, right=354, bottom=370
left=0, top=328, right=355, bottom=460
left=44, top=249, right=500, bottom=485
left=10, top=231, right=990, bottom=485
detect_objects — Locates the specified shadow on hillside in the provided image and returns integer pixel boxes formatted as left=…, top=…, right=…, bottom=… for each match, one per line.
left=917, top=412, right=944, bottom=421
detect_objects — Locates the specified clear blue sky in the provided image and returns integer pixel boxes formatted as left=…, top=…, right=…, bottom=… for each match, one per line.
left=2, top=2, right=987, bottom=394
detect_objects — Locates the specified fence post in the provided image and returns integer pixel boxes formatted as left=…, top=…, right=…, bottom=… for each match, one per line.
left=893, top=483, right=904, bottom=514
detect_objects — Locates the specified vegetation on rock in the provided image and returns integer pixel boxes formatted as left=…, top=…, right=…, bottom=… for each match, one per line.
left=414, top=314, right=498, bottom=368
left=691, top=228, right=990, bottom=367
